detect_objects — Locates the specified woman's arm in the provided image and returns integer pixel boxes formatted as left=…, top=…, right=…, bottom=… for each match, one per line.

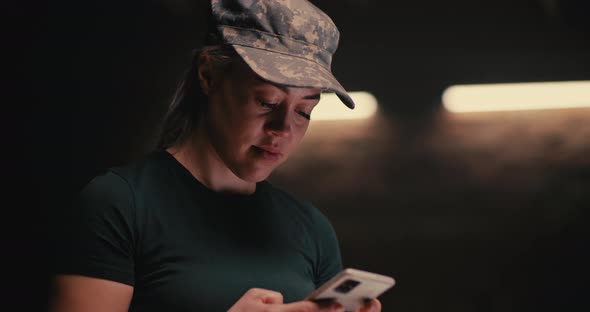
left=50, top=275, right=133, bottom=312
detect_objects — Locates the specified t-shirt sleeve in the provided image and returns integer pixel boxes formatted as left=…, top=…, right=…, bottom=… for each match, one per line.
left=52, top=171, right=136, bottom=286
left=311, top=207, right=343, bottom=288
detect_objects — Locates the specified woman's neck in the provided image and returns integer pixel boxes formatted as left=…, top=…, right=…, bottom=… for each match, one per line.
left=166, top=131, right=256, bottom=195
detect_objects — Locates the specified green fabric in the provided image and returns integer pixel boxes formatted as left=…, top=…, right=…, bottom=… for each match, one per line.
left=54, top=150, right=342, bottom=311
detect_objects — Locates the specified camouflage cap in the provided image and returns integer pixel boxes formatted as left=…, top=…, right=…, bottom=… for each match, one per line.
left=206, top=0, right=355, bottom=109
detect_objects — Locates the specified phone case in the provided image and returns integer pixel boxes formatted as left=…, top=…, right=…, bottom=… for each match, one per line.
left=306, top=268, right=395, bottom=312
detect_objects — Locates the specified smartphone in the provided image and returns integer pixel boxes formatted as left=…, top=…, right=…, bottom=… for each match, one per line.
left=306, top=268, right=395, bottom=312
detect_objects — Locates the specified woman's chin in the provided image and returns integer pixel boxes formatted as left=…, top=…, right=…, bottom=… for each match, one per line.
left=235, top=165, right=275, bottom=183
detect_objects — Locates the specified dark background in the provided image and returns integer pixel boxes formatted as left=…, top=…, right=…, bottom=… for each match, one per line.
left=7, top=0, right=589, bottom=311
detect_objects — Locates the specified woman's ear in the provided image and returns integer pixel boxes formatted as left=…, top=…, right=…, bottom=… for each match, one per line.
left=197, top=54, right=213, bottom=96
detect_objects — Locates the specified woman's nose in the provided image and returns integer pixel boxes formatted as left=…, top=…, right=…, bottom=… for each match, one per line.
left=265, top=110, right=292, bottom=137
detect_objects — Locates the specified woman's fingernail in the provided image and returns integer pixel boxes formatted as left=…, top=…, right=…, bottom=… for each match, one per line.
left=331, top=302, right=343, bottom=310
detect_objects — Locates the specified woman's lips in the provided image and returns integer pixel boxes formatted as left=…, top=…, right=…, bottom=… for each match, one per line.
left=254, top=145, right=283, bottom=161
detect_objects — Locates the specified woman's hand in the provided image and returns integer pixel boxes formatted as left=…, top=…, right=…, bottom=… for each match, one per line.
left=358, top=298, right=382, bottom=312
left=228, top=288, right=344, bottom=312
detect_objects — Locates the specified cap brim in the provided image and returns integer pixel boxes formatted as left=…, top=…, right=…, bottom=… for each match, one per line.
left=232, top=45, right=355, bottom=109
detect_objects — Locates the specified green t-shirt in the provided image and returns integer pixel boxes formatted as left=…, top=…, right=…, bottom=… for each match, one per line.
left=54, top=150, right=342, bottom=311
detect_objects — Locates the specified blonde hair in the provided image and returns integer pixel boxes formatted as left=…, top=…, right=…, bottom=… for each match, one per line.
left=156, top=45, right=239, bottom=149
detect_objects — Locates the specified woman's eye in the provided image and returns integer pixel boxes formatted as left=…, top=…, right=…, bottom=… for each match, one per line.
left=260, top=101, right=279, bottom=110
left=298, top=111, right=311, bottom=120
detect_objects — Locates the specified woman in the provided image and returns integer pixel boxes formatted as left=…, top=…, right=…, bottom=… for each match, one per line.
left=52, top=1, right=382, bottom=311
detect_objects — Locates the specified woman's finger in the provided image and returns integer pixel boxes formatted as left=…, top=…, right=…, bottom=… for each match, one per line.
left=279, top=300, right=343, bottom=312
left=358, top=298, right=381, bottom=312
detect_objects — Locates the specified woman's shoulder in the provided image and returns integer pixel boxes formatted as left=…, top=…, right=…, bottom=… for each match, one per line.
left=78, top=150, right=174, bottom=200
left=108, top=150, right=172, bottom=182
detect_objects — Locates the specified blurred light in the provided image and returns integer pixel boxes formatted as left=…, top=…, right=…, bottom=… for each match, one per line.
left=313, top=91, right=378, bottom=120
left=442, top=81, right=590, bottom=113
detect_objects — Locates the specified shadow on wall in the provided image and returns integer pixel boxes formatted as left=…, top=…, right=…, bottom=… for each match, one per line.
left=269, top=107, right=590, bottom=312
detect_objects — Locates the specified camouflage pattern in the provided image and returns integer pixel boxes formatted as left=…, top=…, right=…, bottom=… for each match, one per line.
left=208, top=0, right=355, bottom=108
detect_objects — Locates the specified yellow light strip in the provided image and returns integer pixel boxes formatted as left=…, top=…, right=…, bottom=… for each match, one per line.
left=442, top=81, right=590, bottom=113
left=313, top=91, right=378, bottom=120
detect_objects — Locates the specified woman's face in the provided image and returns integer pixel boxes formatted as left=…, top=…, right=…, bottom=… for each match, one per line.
left=204, top=60, right=321, bottom=182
